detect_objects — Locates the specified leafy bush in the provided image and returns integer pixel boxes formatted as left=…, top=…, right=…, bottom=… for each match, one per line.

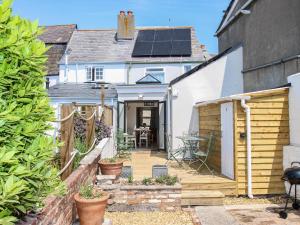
left=0, top=0, right=63, bottom=222
left=74, top=113, right=111, bottom=145
left=155, top=175, right=178, bottom=186
left=79, top=184, right=102, bottom=199
left=142, top=177, right=154, bottom=186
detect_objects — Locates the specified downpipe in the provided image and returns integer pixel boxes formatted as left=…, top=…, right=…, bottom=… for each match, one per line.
left=241, top=99, right=253, bottom=199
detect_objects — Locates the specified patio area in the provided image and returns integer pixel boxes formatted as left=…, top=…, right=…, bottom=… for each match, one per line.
left=123, top=149, right=237, bottom=206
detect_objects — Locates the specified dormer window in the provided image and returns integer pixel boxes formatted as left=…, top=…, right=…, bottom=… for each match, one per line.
left=86, top=66, right=104, bottom=81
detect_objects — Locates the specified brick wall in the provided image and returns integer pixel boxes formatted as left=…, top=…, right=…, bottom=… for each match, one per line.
left=17, top=142, right=105, bottom=225
left=98, top=184, right=182, bottom=212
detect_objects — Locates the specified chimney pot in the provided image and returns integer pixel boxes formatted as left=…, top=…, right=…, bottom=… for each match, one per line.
left=120, top=10, right=125, bottom=15
left=117, top=10, right=135, bottom=40
left=127, top=10, right=133, bottom=16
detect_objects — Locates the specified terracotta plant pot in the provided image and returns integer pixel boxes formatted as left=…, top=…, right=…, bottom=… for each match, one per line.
left=74, top=191, right=109, bottom=225
left=99, top=160, right=124, bottom=177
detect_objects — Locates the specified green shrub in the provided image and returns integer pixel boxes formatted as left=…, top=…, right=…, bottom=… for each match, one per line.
left=155, top=175, right=178, bottom=186
left=79, top=184, right=102, bottom=199
left=142, top=177, right=153, bottom=186
left=127, top=175, right=133, bottom=184
left=0, top=0, right=64, bottom=222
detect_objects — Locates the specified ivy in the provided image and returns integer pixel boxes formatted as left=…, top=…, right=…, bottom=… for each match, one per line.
left=0, top=0, right=64, bottom=222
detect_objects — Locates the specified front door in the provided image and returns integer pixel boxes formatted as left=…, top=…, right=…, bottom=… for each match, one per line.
left=221, top=102, right=234, bottom=179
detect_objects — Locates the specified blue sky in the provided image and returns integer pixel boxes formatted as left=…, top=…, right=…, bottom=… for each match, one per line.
left=12, top=0, right=230, bottom=53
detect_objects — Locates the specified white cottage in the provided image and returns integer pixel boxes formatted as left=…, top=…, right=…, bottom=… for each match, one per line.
left=49, top=11, right=210, bottom=150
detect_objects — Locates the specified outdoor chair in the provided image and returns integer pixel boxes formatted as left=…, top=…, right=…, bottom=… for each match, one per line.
left=189, top=133, right=215, bottom=175
left=165, top=134, right=187, bottom=166
left=125, top=131, right=137, bottom=149
left=139, top=127, right=149, bottom=148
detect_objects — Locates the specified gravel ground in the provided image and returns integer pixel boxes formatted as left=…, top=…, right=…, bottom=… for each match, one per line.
left=105, top=211, right=194, bottom=225
left=224, top=195, right=286, bottom=205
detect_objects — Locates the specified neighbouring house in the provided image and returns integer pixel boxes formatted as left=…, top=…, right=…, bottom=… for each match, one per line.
left=168, top=46, right=244, bottom=150
left=216, top=0, right=300, bottom=92
left=48, top=11, right=211, bottom=150
left=39, top=24, right=77, bottom=87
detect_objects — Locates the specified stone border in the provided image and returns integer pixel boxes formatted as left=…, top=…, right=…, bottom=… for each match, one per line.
left=98, top=183, right=182, bottom=212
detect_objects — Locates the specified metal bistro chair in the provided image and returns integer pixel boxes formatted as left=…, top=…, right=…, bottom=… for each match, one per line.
left=165, top=134, right=187, bottom=166
left=189, top=133, right=215, bottom=175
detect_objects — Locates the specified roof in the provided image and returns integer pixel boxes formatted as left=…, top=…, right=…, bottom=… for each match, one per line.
left=216, top=0, right=257, bottom=35
left=136, top=74, right=161, bottom=84
left=47, top=83, right=118, bottom=99
left=39, top=24, right=77, bottom=76
left=169, top=46, right=236, bottom=86
left=39, top=24, right=77, bottom=44
left=61, top=27, right=210, bottom=64
left=195, top=87, right=290, bottom=107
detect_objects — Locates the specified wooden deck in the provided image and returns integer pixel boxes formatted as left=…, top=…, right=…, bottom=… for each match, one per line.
left=124, top=149, right=238, bottom=202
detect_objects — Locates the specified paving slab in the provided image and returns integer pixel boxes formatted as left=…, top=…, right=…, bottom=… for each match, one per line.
left=195, top=206, right=240, bottom=225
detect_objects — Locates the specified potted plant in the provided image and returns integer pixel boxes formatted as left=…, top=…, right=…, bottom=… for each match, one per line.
left=74, top=183, right=109, bottom=225
left=98, top=130, right=130, bottom=177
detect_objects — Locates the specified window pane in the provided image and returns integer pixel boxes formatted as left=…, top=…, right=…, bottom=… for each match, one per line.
left=146, top=68, right=165, bottom=83
left=86, top=67, right=92, bottom=81
left=95, top=67, right=103, bottom=80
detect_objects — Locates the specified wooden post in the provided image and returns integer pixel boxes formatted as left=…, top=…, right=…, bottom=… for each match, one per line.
left=86, top=106, right=96, bottom=149
left=60, top=104, right=75, bottom=180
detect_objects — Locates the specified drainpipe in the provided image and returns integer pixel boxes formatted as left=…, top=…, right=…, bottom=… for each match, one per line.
left=241, top=99, right=253, bottom=199
left=167, top=87, right=172, bottom=159
left=127, top=62, right=132, bottom=84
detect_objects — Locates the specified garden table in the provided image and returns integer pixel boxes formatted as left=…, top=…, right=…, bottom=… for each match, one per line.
left=176, top=135, right=206, bottom=160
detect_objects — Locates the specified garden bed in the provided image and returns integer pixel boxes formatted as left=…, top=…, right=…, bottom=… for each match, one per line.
left=97, top=182, right=182, bottom=212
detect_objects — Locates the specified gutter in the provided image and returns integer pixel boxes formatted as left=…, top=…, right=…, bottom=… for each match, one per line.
left=241, top=99, right=253, bottom=199
left=243, top=54, right=300, bottom=73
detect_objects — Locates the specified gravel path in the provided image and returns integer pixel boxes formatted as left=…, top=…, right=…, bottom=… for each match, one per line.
left=105, top=211, right=193, bottom=225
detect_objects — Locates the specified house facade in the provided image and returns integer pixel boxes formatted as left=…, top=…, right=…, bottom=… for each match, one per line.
left=48, top=11, right=210, bottom=150
left=39, top=24, right=77, bottom=87
left=216, top=0, right=300, bottom=92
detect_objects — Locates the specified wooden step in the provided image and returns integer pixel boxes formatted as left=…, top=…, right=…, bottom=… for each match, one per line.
left=181, top=190, right=224, bottom=206
left=181, top=181, right=237, bottom=196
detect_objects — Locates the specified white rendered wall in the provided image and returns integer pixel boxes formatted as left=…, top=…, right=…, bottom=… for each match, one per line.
left=59, top=64, right=126, bottom=84
left=283, top=73, right=300, bottom=197
left=170, top=47, right=244, bottom=149
left=128, top=63, right=198, bottom=84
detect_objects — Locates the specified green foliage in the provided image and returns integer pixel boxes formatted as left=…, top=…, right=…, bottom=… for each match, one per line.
left=0, top=0, right=63, bottom=221
left=79, top=184, right=102, bottom=199
left=155, top=175, right=178, bottom=186
left=142, top=177, right=153, bottom=186
left=127, top=175, right=133, bottom=184
left=72, top=138, right=88, bottom=169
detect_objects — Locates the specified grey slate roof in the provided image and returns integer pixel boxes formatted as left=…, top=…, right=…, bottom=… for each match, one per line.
left=39, top=25, right=77, bottom=76
left=48, top=83, right=117, bottom=99
left=39, top=24, right=77, bottom=44
left=60, top=27, right=210, bottom=64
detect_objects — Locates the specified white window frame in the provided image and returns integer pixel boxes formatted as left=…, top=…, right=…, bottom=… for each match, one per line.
left=85, top=66, right=104, bottom=82
left=86, top=66, right=92, bottom=81
left=145, top=67, right=165, bottom=83
left=94, top=67, right=104, bottom=81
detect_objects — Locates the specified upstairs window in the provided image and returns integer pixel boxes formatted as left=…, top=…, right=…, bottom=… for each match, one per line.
left=145, top=68, right=165, bottom=83
left=86, top=66, right=104, bottom=81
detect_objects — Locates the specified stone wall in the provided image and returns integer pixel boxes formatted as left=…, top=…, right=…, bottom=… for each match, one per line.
left=98, top=183, right=182, bottom=212
left=17, top=138, right=109, bottom=225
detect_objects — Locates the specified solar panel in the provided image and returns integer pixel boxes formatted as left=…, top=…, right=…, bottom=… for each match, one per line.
left=173, top=29, right=191, bottom=41
left=132, top=29, right=192, bottom=57
left=136, top=30, right=155, bottom=42
left=171, top=40, right=192, bottom=56
left=154, top=29, right=173, bottom=41
left=152, top=41, right=172, bottom=56
left=132, top=41, right=153, bottom=57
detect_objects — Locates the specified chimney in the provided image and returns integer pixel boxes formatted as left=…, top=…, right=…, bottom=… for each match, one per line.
left=117, top=10, right=135, bottom=40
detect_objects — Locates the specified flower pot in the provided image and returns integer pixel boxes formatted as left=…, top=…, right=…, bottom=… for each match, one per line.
left=99, top=160, right=124, bottom=177
left=74, top=191, right=109, bottom=225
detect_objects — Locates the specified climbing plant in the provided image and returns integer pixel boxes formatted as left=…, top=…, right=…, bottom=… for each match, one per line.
left=0, top=0, right=63, bottom=223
